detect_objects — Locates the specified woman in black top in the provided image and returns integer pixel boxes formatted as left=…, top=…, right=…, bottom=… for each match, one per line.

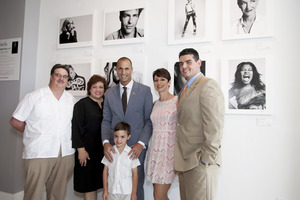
left=72, top=75, right=107, bottom=200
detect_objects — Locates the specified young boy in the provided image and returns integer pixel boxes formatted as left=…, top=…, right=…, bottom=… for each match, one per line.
left=102, top=122, right=140, bottom=200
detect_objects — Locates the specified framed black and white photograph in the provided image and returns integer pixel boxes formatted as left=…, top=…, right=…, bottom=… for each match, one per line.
left=222, top=0, right=273, bottom=40
left=221, top=57, right=271, bottom=114
left=101, top=56, right=145, bottom=88
left=57, top=13, right=94, bottom=49
left=103, top=6, right=145, bottom=46
left=168, top=0, right=209, bottom=45
left=57, top=59, right=92, bottom=96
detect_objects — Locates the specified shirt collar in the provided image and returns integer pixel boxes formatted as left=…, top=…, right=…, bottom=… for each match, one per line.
left=120, top=79, right=134, bottom=89
left=113, top=144, right=131, bottom=154
left=119, top=28, right=138, bottom=39
left=187, top=72, right=201, bottom=88
left=239, top=14, right=262, bottom=27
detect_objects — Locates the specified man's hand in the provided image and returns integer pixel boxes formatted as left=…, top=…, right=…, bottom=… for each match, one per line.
left=104, top=143, right=115, bottom=162
left=128, top=143, right=143, bottom=160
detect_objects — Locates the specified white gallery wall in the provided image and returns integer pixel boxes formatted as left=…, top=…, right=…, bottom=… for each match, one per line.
left=12, top=0, right=300, bottom=199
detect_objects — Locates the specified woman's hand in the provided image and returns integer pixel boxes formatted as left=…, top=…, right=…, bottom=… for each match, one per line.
left=77, top=147, right=90, bottom=167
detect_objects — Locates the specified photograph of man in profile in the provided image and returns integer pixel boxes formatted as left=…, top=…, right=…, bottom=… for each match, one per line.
left=105, top=8, right=144, bottom=40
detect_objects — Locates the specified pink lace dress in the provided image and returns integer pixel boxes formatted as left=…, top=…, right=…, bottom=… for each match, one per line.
left=146, top=96, right=178, bottom=184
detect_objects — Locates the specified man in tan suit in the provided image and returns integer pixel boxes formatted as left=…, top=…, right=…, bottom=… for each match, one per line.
left=174, top=48, right=224, bottom=200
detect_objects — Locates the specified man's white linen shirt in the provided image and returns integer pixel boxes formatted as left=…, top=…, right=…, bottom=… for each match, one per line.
left=12, top=86, right=75, bottom=159
left=101, top=145, right=140, bottom=195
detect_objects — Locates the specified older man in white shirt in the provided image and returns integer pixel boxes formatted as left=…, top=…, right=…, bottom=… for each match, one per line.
left=10, top=64, right=75, bottom=200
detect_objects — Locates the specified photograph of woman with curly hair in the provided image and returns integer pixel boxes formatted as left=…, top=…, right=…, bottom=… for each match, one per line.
left=229, top=61, right=266, bottom=110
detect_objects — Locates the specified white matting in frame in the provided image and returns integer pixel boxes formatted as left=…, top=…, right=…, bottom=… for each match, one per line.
left=57, top=13, right=94, bottom=49
left=57, top=58, right=92, bottom=96
left=100, top=56, right=145, bottom=88
left=168, top=0, right=209, bottom=45
left=102, top=5, right=145, bottom=46
left=222, top=0, right=273, bottom=40
left=221, top=56, right=271, bottom=115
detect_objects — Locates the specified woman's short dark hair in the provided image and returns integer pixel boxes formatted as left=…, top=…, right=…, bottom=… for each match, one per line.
left=87, top=75, right=108, bottom=96
left=114, top=122, right=131, bottom=135
left=152, top=68, right=171, bottom=82
left=50, top=64, right=70, bottom=77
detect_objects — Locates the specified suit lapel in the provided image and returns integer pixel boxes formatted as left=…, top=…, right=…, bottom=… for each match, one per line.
left=126, top=82, right=138, bottom=115
left=113, top=84, right=125, bottom=117
left=177, top=74, right=204, bottom=115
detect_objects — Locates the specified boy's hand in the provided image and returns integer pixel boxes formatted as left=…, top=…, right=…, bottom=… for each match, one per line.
left=129, top=143, right=143, bottom=160
left=131, top=193, right=137, bottom=200
left=104, top=143, right=115, bottom=162
left=102, top=191, right=108, bottom=200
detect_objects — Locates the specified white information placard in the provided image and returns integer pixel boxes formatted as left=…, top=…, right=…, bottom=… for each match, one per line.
left=0, top=38, right=21, bottom=81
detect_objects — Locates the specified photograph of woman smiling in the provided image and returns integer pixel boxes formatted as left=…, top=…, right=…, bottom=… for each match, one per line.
left=229, top=61, right=266, bottom=110
left=231, top=0, right=267, bottom=35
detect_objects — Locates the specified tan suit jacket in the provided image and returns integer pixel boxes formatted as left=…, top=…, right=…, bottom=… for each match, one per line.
left=174, top=74, right=224, bottom=172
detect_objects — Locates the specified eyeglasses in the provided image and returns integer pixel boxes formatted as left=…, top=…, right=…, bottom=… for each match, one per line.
left=54, top=73, right=69, bottom=79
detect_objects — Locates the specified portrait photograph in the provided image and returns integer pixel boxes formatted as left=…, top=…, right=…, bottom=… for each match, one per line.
left=168, top=0, right=208, bottom=45
left=222, top=0, right=273, bottom=40
left=221, top=57, right=271, bottom=115
left=103, top=6, right=145, bottom=46
left=63, top=62, right=91, bottom=96
left=57, top=13, right=94, bottom=49
left=101, top=56, right=145, bottom=88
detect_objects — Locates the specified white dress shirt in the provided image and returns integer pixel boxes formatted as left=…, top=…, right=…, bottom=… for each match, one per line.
left=101, top=145, right=140, bottom=195
left=12, top=86, right=75, bottom=158
left=120, top=80, right=134, bottom=103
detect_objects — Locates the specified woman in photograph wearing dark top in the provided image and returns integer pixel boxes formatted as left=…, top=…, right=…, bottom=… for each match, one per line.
left=60, top=18, right=77, bottom=44
left=229, top=61, right=266, bottom=109
left=72, top=75, right=107, bottom=200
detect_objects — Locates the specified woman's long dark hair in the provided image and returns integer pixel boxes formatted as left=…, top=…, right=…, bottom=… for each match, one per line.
left=231, top=62, right=265, bottom=91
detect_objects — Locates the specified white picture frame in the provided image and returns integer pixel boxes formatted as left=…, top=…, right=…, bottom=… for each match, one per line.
left=221, top=56, right=271, bottom=115
left=102, top=6, right=145, bottom=46
left=222, top=0, right=273, bottom=40
left=168, top=0, right=209, bottom=45
left=57, top=13, right=94, bottom=49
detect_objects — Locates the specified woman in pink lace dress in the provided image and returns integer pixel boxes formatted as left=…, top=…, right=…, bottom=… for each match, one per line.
left=146, top=68, right=177, bottom=200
